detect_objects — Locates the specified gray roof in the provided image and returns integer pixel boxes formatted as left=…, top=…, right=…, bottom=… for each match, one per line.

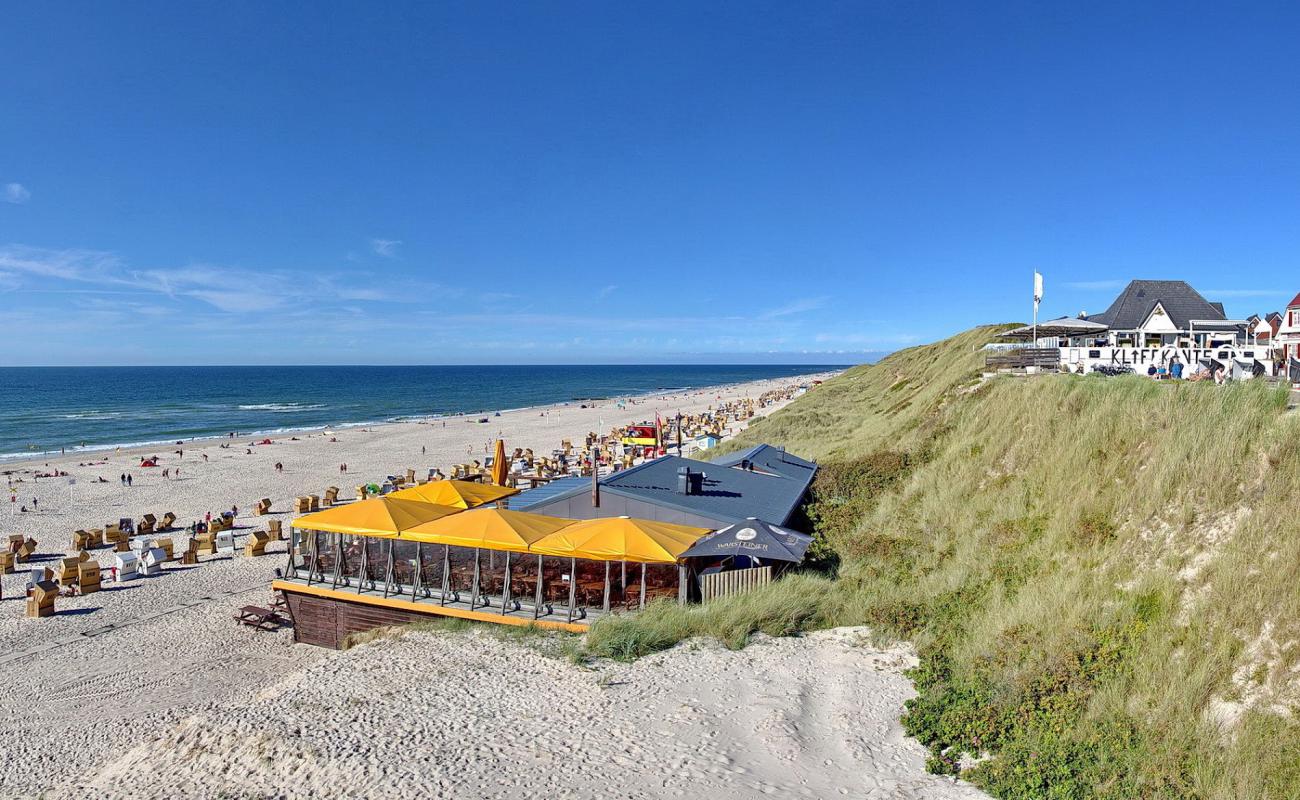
left=710, top=444, right=817, bottom=483
left=510, top=475, right=588, bottom=508
left=513, top=446, right=817, bottom=526
left=1088, top=280, right=1225, bottom=331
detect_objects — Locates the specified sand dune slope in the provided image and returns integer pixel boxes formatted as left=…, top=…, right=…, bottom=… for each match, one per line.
left=79, top=627, right=988, bottom=799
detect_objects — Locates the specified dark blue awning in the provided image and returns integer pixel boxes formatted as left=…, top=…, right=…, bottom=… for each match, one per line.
left=681, top=517, right=812, bottom=563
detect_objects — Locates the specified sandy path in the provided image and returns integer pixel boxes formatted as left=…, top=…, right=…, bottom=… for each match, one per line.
left=73, top=627, right=988, bottom=800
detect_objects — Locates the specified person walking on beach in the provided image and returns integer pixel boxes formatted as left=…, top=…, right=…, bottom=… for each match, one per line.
left=175, top=467, right=180, bottom=479
left=163, top=468, right=169, bottom=480
left=119, top=473, right=125, bottom=486
left=126, top=474, right=132, bottom=487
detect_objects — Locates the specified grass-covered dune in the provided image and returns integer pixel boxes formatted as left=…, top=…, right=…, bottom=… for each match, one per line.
left=589, top=325, right=1300, bottom=798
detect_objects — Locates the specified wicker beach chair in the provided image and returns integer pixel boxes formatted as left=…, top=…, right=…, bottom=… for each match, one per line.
left=26, top=581, right=58, bottom=618
left=57, top=557, right=80, bottom=585
left=179, top=537, right=199, bottom=565
left=0, top=552, right=14, bottom=574
left=153, top=537, right=174, bottom=561
left=17, top=537, right=37, bottom=562
left=138, top=514, right=157, bottom=535
left=323, top=487, right=339, bottom=506
left=72, top=530, right=92, bottom=551
left=159, top=512, right=177, bottom=530
left=294, top=496, right=311, bottom=513
left=195, top=531, right=217, bottom=556
left=267, top=519, right=283, bottom=540
left=103, top=523, right=125, bottom=546
left=78, top=559, right=101, bottom=594
left=244, top=530, right=270, bottom=557
left=254, top=498, right=272, bottom=516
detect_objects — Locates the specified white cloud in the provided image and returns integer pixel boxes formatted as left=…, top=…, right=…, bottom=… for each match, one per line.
left=370, top=238, right=401, bottom=258
left=597, top=284, right=618, bottom=298
left=759, top=296, right=827, bottom=319
left=3, top=183, right=30, bottom=204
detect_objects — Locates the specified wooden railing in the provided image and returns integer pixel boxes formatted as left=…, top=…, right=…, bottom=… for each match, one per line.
left=700, top=566, right=772, bottom=603
left=985, top=348, right=1060, bottom=370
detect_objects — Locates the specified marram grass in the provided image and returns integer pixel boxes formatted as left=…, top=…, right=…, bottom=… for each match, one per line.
left=594, top=326, right=1300, bottom=798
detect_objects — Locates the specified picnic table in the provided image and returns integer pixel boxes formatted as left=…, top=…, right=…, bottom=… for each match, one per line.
left=233, top=605, right=286, bottom=631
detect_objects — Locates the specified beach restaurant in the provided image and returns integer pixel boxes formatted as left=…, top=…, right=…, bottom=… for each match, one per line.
left=273, top=484, right=712, bottom=647
left=275, top=448, right=818, bottom=648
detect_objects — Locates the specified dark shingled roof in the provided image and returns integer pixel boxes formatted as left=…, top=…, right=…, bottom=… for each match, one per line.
left=1089, top=280, right=1225, bottom=331
left=513, top=446, right=817, bottom=527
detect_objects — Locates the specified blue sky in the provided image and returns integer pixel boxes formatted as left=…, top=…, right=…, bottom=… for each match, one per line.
left=3, top=2, right=1300, bottom=365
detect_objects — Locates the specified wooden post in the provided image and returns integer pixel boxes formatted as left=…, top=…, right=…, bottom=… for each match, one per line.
left=471, top=548, right=481, bottom=610
left=305, top=531, right=316, bottom=586
left=412, top=543, right=422, bottom=601
left=501, top=551, right=512, bottom=615
left=382, top=540, right=394, bottom=598
left=440, top=545, right=450, bottom=605
left=678, top=563, right=687, bottom=606
left=331, top=534, right=341, bottom=589
left=355, top=542, right=366, bottom=594
left=602, top=560, right=611, bottom=612
left=286, top=528, right=297, bottom=578
left=639, top=563, right=647, bottom=610
left=534, top=555, right=543, bottom=620
left=567, top=557, right=577, bottom=623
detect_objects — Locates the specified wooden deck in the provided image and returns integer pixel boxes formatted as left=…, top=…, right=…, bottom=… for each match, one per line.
left=274, top=578, right=593, bottom=648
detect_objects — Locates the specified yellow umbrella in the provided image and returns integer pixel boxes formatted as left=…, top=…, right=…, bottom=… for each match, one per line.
left=389, top=479, right=518, bottom=509
left=290, top=496, right=460, bottom=537
left=491, top=439, right=509, bottom=486
left=403, top=508, right=577, bottom=553
left=529, top=516, right=711, bottom=563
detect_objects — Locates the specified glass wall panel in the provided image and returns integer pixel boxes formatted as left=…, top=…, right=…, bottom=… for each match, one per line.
left=390, top=540, right=418, bottom=597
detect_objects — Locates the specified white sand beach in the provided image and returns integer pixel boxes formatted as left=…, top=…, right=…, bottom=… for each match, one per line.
left=0, top=371, right=987, bottom=799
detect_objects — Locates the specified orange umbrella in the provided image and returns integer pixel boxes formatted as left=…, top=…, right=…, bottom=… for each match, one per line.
left=403, top=508, right=576, bottom=552
left=529, top=515, right=711, bottom=563
left=490, top=439, right=509, bottom=486
left=290, top=496, right=460, bottom=536
left=389, top=479, right=518, bottom=509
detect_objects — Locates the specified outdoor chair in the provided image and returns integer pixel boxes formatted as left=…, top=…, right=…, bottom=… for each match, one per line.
left=72, top=530, right=92, bottom=551
left=160, top=512, right=177, bottom=530
left=179, top=537, right=199, bottom=565
left=244, top=530, right=270, bottom=557
left=323, top=487, right=339, bottom=506
left=267, top=519, right=283, bottom=540
left=195, top=531, right=217, bottom=556
left=57, top=557, right=80, bottom=585
left=138, top=514, right=157, bottom=535
left=16, top=537, right=37, bottom=562
left=78, top=560, right=101, bottom=594
left=153, top=537, right=174, bottom=561
left=26, top=581, right=58, bottom=618
left=294, top=496, right=312, bottom=513
left=254, top=498, right=272, bottom=516
left=0, top=552, right=14, bottom=574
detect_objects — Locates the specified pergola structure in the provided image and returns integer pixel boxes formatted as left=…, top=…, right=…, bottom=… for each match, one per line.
left=273, top=490, right=711, bottom=647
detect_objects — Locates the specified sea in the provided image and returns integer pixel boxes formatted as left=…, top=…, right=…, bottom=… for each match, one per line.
left=0, top=365, right=836, bottom=460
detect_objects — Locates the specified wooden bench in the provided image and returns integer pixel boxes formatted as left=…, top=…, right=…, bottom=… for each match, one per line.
left=233, top=605, right=286, bottom=631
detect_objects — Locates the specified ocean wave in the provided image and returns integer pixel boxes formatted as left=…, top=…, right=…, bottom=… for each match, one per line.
left=59, top=411, right=124, bottom=420
left=236, top=403, right=327, bottom=412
